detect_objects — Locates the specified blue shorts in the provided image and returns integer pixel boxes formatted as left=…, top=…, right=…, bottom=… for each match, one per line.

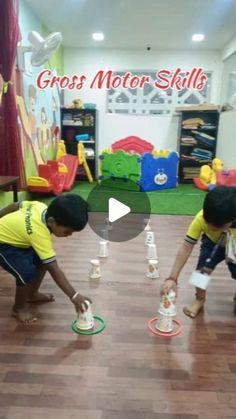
left=0, top=244, right=42, bottom=287
left=197, top=234, right=236, bottom=279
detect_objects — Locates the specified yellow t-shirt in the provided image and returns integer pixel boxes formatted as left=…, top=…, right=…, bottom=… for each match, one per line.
left=0, top=201, right=56, bottom=263
left=185, top=210, right=236, bottom=246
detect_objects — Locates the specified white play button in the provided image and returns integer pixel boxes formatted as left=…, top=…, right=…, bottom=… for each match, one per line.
left=87, top=181, right=151, bottom=242
left=108, top=197, right=131, bottom=223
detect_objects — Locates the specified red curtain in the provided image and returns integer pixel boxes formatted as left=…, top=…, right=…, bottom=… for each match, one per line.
left=0, top=0, right=25, bottom=186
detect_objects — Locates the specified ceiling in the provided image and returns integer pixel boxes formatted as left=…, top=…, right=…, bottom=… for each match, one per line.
left=24, top=0, right=236, bottom=50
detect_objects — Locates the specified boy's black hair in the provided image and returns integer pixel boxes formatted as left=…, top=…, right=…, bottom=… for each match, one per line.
left=203, top=186, right=236, bottom=227
left=47, top=194, right=88, bottom=231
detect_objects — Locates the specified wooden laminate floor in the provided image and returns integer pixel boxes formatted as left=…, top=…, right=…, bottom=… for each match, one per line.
left=1, top=214, right=236, bottom=419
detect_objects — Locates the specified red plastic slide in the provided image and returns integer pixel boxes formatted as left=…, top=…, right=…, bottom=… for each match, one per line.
left=58, top=155, right=78, bottom=191
left=28, top=156, right=78, bottom=195
left=39, top=162, right=65, bottom=195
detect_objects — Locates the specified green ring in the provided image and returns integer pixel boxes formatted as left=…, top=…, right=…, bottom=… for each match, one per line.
left=71, top=315, right=106, bottom=335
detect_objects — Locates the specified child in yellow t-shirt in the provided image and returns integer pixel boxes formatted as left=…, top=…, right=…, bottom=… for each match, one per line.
left=0, top=194, right=90, bottom=323
left=161, top=186, right=236, bottom=318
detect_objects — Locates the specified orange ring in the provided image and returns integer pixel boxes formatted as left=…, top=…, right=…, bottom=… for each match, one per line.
left=147, top=317, right=183, bottom=338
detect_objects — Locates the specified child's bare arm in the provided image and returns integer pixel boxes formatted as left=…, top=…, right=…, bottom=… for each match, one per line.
left=0, top=203, right=19, bottom=218
left=161, top=240, right=194, bottom=294
left=46, top=260, right=90, bottom=312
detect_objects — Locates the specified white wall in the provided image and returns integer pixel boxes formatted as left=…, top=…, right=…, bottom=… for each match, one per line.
left=216, top=37, right=236, bottom=166
left=64, top=48, right=221, bottom=152
left=222, top=36, right=236, bottom=61
left=217, top=110, right=236, bottom=168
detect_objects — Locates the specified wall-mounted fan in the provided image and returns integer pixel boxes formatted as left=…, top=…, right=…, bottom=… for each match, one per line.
left=17, top=31, right=62, bottom=72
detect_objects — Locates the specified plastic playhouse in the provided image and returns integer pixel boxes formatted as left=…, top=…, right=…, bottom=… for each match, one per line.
left=99, top=136, right=179, bottom=191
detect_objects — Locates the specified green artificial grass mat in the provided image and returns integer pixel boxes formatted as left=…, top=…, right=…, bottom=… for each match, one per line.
left=36, top=182, right=206, bottom=216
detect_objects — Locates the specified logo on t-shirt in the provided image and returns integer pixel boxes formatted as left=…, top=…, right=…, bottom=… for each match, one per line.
left=25, top=205, right=33, bottom=235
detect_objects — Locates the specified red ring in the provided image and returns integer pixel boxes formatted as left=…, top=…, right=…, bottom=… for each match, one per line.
left=147, top=317, right=183, bottom=337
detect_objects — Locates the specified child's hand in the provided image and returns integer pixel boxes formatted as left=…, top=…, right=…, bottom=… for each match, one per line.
left=72, top=294, right=92, bottom=313
left=161, top=278, right=177, bottom=295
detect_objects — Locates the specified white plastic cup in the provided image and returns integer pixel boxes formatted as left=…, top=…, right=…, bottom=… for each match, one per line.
left=145, top=231, right=155, bottom=246
left=155, top=314, right=173, bottom=333
left=146, top=259, right=159, bottom=279
left=76, top=300, right=94, bottom=330
left=98, top=240, right=109, bottom=258
left=144, top=218, right=151, bottom=231
left=89, top=259, right=101, bottom=279
left=100, top=228, right=109, bottom=242
left=147, top=243, right=158, bottom=260
left=158, top=290, right=177, bottom=317
left=105, top=217, right=113, bottom=231
left=189, top=270, right=211, bottom=290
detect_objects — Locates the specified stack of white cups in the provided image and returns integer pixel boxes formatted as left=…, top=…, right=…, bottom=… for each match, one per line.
left=100, top=228, right=109, bottom=242
left=89, top=259, right=101, bottom=280
left=146, top=259, right=159, bottom=279
left=145, top=231, right=155, bottom=246
left=144, top=219, right=159, bottom=278
left=98, top=239, right=109, bottom=258
left=144, top=218, right=151, bottom=232
left=146, top=243, right=158, bottom=260
left=155, top=290, right=176, bottom=333
left=76, top=300, right=94, bottom=330
left=145, top=230, right=158, bottom=261
left=105, top=217, right=113, bottom=231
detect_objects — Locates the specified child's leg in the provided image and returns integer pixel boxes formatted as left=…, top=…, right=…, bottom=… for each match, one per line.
left=12, top=284, right=37, bottom=323
left=12, top=265, right=54, bottom=322
left=28, top=264, right=55, bottom=303
left=183, top=287, right=206, bottom=318
left=227, top=263, right=236, bottom=304
left=183, top=234, right=225, bottom=318
left=0, top=245, right=54, bottom=323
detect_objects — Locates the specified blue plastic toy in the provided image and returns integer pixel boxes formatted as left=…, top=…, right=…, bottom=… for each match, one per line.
left=140, top=151, right=179, bottom=191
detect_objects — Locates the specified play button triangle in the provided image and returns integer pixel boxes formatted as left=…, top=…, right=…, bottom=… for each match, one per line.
left=108, top=197, right=131, bottom=223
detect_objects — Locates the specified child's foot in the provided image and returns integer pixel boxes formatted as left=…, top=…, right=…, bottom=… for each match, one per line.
left=12, top=307, right=37, bottom=324
left=28, top=292, right=55, bottom=303
left=183, top=299, right=205, bottom=318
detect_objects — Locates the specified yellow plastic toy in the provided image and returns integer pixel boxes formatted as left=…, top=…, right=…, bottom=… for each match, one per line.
left=194, top=158, right=223, bottom=190
left=56, top=140, right=67, bottom=160
left=152, top=149, right=170, bottom=158
left=27, top=177, right=50, bottom=188
left=56, top=139, right=93, bottom=182
left=77, top=142, right=93, bottom=183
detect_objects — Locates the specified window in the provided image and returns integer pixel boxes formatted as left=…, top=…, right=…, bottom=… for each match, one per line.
left=221, top=51, right=236, bottom=108
left=107, top=70, right=212, bottom=115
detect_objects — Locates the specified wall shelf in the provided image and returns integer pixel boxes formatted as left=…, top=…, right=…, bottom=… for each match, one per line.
left=61, top=108, right=98, bottom=180
left=177, top=109, right=219, bottom=183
